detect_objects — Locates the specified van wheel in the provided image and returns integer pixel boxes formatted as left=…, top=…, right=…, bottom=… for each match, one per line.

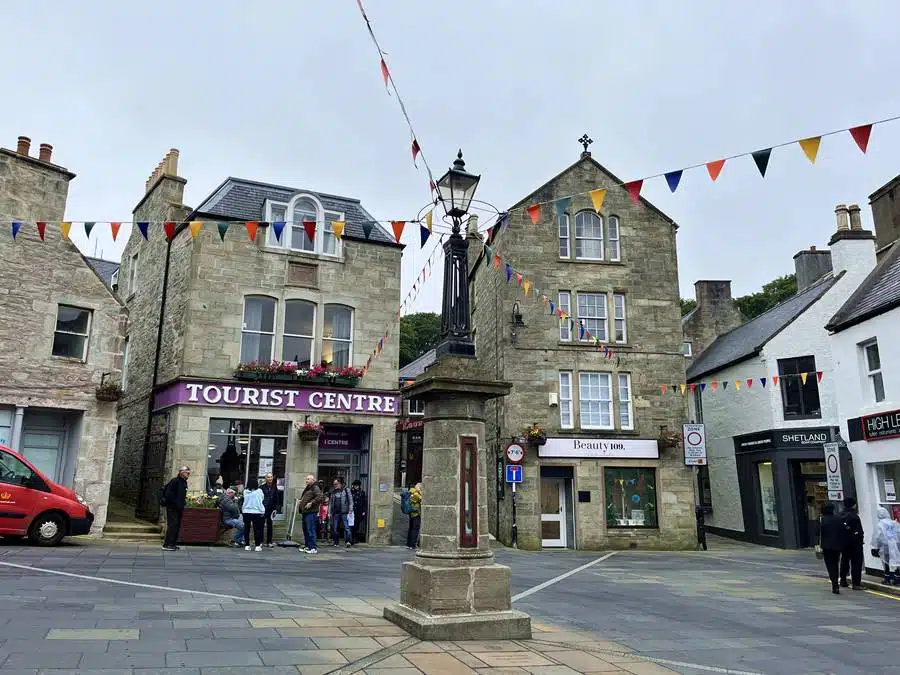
left=29, top=514, right=65, bottom=546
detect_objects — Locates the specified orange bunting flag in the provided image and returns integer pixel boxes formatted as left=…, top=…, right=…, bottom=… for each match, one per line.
left=735, top=380, right=741, bottom=390
left=816, top=371, right=823, bottom=382
left=36, top=221, right=47, bottom=241
left=799, top=136, right=821, bottom=163
left=110, top=222, right=121, bottom=241
left=380, top=58, right=390, bottom=92
left=800, top=372, right=808, bottom=385
left=493, top=254, right=501, bottom=270
left=661, top=384, right=667, bottom=394
left=527, top=204, right=541, bottom=225
left=711, top=381, right=718, bottom=391
left=772, top=375, right=779, bottom=386
left=706, top=159, right=726, bottom=181
left=189, top=221, right=203, bottom=239
left=524, top=279, right=532, bottom=295
left=164, top=221, right=176, bottom=241
left=245, top=221, right=259, bottom=242
left=391, top=221, right=405, bottom=243
left=331, top=221, right=345, bottom=240
left=589, top=188, right=607, bottom=212
left=849, top=124, right=872, bottom=153
left=60, top=221, right=71, bottom=240
left=624, top=180, right=643, bottom=204
left=680, top=384, right=686, bottom=395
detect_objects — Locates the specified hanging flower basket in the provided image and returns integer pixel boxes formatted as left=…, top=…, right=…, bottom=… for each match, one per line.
left=95, top=383, right=122, bottom=402
left=525, top=423, right=547, bottom=446
left=658, top=430, right=682, bottom=449
left=295, top=420, right=323, bottom=441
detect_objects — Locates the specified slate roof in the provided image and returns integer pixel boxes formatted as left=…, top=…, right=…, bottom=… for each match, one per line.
left=399, top=349, right=436, bottom=381
left=194, top=177, right=397, bottom=246
left=826, top=238, right=900, bottom=332
left=83, top=257, right=120, bottom=286
left=687, top=275, right=839, bottom=381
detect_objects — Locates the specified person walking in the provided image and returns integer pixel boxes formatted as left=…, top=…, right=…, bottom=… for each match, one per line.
left=839, top=496, right=865, bottom=589
left=350, top=480, right=367, bottom=545
left=329, top=477, right=353, bottom=547
left=241, top=479, right=266, bottom=551
left=161, top=466, right=190, bottom=551
left=872, top=506, right=900, bottom=585
left=317, top=480, right=329, bottom=541
left=298, top=474, right=324, bottom=554
left=820, top=503, right=845, bottom=594
left=219, top=488, right=245, bottom=548
left=407, top=483, right=422, bottom=550
left=261, top=473, right=282, bottom=548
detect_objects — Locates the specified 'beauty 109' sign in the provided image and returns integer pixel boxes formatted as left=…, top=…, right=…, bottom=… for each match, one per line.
left=154, top=380, right=400, bottom=416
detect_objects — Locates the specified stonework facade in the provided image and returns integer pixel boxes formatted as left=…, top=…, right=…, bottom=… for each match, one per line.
left=469, top=152, right=695, bottom=551
left=0, top=137, right=126, bottom=534
left=681, top=281, right=744, bottom=364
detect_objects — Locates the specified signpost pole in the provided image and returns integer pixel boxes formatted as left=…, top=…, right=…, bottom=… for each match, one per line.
left=511, top=482, right=518, bottom=549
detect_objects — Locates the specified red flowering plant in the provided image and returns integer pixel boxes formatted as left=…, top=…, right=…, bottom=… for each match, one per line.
left=293, top=420, right=324, bottom=434
left=235, top=360, right=274, bottom=373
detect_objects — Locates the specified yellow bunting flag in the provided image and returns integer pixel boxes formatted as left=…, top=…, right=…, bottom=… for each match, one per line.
left=800, top=372, right=808, bottom=385
left=799, top=137, right=821, bottom=164
left=331, top=221, right=345, bottom=240
left=524, top=279, right=532, bottom=295
left=735, top=380, right=741, bottom=390
left=680, top=384, right=686, bottom=394
left=425, top=210, right=433, bottom=233
left=589, top=188, right=607, bottom=212
left=60, top=221, right=71, bottom=240
left=189, top=221, right=203, bottom=239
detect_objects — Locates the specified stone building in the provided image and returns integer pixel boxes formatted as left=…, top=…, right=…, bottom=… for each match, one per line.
left=681, top=281, right=744, bottom=364
left=869, top=174, right=900, bottom=261
left=468, top=147, right=695, bottom=551
left=111, top=151, right=404, bottom=543
left=0, top=135, right=126, bottom=534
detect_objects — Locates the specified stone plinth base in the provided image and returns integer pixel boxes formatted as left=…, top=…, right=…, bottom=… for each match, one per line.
left=384, top=603, right=532, bottom=641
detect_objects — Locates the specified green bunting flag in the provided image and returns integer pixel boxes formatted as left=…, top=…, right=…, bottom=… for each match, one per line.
left=217, top=222, right=229, bottom=241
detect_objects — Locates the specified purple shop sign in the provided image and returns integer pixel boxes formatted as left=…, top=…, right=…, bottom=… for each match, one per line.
left=154, top=380, right=400, bottom=417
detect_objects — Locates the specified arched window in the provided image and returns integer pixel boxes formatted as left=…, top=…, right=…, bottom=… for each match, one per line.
left=289, top=196, right=318, bottom=253
left=574, top=211, right=604, bottom=260
left=282, top=299, right=316, bottom=367
left=322, top=304, right=353, bottom=368
left=266, top=194, right=342, bottom=256
left=240, top=295, right=277, bottom=363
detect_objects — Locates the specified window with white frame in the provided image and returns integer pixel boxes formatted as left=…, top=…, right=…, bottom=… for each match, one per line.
left=265, top=195, right=342, bottom=257
left=574, top=211, right=604, bottom=260
left=558, top=291, right=571, bottom=341
left=282, top=300, right=315, bottom=367
left=241, top=296, right=276, bottom=363
left=558, top=214, right=570, bottom=258
left=862, top=339, right=885, bottom=403
left=577, top=293, right=608, bottom=342
left=618, top=373, right=633, bottom=429
left=559, top=372, right=573, bottom=428
left=613, top=294, right=627, bottom=343
left=128, top=253, right=138, bottom=295
left=322, top=304, right=353, bottom=368
left=607, top=216, right=621, bottom=261
left=52, top=305, right=91, bottom=360
left=408, top=399, right=425, bottom=416
left=289, top=197, right=317, bottom=252
left=682, top=341, right=693, bottom=357
left=579, top=372, right=613, bottom=429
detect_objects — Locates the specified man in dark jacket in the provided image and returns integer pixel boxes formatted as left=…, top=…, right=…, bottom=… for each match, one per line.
left=820, top=503, right=845, bottom=594
left=261, top=473, right=283, bottom=548
left=219, top=488, right=244, bottom=547
left=161, top=466, right=191, bottom=551
left=350, top=480, right=367, bottom=545
left=840, top=496, right=865, bottom=590
left=329, top=477, right=353, bottom=547
left=298, top=474, right=324, bottom=553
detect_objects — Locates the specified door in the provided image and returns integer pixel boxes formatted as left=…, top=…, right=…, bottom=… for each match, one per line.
left=541, top=477, right=567, bottom=548
left=20, top=431, right=65, bottom=483
left=0, top=450, right=41, bottom=534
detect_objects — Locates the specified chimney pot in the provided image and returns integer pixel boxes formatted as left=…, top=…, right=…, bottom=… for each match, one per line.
left=16, top=136, right=31, bottom=156
left=467, top=214, right=479, bottom=236
left=38, top=143, right=52, bottom=163
left=835, top=204, right=850, bottom=231
left=848, top=204, right=863, bottom=231
left=810, top=245, right=816, bottom=251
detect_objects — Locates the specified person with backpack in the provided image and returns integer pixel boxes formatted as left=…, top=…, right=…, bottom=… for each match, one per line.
left=298, top=474, right=325, bottom=554
left=839, top=496, right=864, bottom=590
left=405, top=483, right=422, bottom=550
left=329, top=477, right=353, bottom=547
left=160, top=466, right=191, bottom=551
left=241, top=479, right=266, bottom=551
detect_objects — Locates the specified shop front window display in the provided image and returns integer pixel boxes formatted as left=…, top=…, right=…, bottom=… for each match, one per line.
left=757, top=461, right=779, bottom=533
left=206, top=419, right=289, bottom=494
left=876, top=462, right=900, bottom=521
left=605, top=467, right=658, bottom=528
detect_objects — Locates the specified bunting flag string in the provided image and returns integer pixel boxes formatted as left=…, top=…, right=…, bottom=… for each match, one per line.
left=662, top=371, right=824, bottom=394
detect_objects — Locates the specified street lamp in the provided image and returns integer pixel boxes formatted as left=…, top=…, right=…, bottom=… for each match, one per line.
left=435, top=150, right=480, bottom=359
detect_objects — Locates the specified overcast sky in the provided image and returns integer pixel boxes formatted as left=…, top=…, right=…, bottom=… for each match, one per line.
left=3, top=1, right=899, bottom=314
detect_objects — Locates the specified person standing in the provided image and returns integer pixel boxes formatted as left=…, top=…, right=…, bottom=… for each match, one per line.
left=820, top=503, right=845, bottom=594
left=407, top=483, right=422, bottom=550
left=329, top=477, right=353, bottom=547
left=350, top=480, right=367, bottom=545
left=241, top=479, right=266, bottom=551
left=219, top=488, right=245, bottom=548
left=161, top=466, right=190, bottom=551
left=839, top=496, right=865, bottom=589
left=261, top=473, right=282, bottom=548
left=298, top=474, right=324, bottom=554
left=872, top=506, right=900, bottom=585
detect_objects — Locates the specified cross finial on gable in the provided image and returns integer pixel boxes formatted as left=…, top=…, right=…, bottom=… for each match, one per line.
left=578, top=134, right=593, bottom=157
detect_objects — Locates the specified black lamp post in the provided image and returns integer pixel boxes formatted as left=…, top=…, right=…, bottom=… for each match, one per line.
left=435, top=150, right=481, bottom=359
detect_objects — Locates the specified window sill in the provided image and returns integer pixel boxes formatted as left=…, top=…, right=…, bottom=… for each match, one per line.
left=559, top=258, right=626, bottom=265
left=558, top=341, right=630, bottom=350
left=782, top=413, right=823, bottom=421
left=261, top=246, right=344, bottom=264
left=553, top=428, right=640, bottom=436
left=51, top=355, right=87, bottom=364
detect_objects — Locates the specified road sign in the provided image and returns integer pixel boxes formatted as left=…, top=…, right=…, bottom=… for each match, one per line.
left=505, top=464, right=523, bottom=483
left=824, top=442, right=843, bottom=501
left=505, top=442, right=526, bottom=464
left=683, top=423, right=707, bottom=466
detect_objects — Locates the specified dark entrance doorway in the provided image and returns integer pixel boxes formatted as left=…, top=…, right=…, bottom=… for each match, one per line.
left=794, top=460, right=827, bottom=548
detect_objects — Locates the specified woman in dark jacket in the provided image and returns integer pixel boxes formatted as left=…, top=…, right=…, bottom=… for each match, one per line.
left=820, top=503, right=846, bottom=594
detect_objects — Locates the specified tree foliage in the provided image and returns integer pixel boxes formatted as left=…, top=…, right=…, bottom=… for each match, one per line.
left=680, top=299, right=697, bottom=316
left=680, top=274, right=798, bottom=320
left=400, top=312, right=441, bottom=367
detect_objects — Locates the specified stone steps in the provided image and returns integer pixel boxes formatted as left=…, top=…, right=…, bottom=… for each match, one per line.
left=103, top=520, right=162, bottom=542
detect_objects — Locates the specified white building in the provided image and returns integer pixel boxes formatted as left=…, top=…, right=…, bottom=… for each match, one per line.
left=687, top=204, right=877, bottom=548
left=826, top=226, right=900, bottom=574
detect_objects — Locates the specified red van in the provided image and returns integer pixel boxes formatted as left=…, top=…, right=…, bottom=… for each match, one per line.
left=0, top=444, right=94, bottom=546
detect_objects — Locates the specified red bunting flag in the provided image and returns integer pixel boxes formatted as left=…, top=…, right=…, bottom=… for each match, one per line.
left=689, top=383, right=697, bottom=393
left=246, top=221, right=259, bottom=242
left=661, top=384, right=667, bottom=394
left=411, top=139, right=421, bottom=166
left=380, top=59, right=390, bottom=92
left=429, top=180, right=436, bottom=193
left=303, top=220, right=316, bottom=242
left=110, top=222, right=121, bottom=241
left=487, top=226, right=493, bottom=240
left=746, top=379, right=753, bottom=388
left=36, top=221, right=47, bottom=241
left=711, top=381, right=718, bottom=391
left=816, top=371, right=823, bottom=382
left=624, top=180, right=643, bottom=204
left=526, top=204, right=541, bottom=225
left=514, top=272, right=523, bottom=286
left=493, top=255, right=501, bottom=270
left=706, top=159, right=726, bottom=181
left=849, top=124, right=872, bottom=153
left=391, top=220, right=405, bottom=243
left=772, top=375, right=779, bottom=386
left=163, top=221, right=176, bottom=240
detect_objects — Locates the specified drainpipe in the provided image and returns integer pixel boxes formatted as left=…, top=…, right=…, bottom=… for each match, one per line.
left=10, top=406, right=25, bottom=452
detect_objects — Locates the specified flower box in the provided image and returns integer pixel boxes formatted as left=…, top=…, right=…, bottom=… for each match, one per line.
left=269, top=372, right=297, bottom=382
left=177, top=508, right=221, bottom=545
left=332, top=376, right=360, bottom=388
left=234, top=370, right=263, bottom=381
left=304, top=375, right=331, bottom=385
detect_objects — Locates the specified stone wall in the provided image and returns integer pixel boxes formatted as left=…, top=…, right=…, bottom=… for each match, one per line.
left=682, top=280, right=744, bottom=363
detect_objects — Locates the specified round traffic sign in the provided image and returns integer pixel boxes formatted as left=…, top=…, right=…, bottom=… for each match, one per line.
left=505, top=443, right=526, bottom=464
left=687, top=431, right=703, bottom=446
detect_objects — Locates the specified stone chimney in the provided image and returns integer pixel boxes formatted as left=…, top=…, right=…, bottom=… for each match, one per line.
left=682, top=280, right=744, bottom=361
left=835, top=204, right=850, bottom=231
left=146, top=148, right=181, bottom=193
left=16, top=136, right=30, bottom=156
left=792, top=245, right=832, bottom=291
left=848, top=204, right=863, bottom=230
left=695, top=280, right=734, bottom=309
left=829, top=201, right=876, bottom=280
left=467, top=214, right=479, bottom=237
left=38, top=143, right=53, bottom=163
left=868, top=175, right=900, bottom=257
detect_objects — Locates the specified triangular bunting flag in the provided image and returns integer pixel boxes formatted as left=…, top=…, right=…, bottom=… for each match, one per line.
left=514, top=272, right=523, bottom=286
left=746, top=379, right=753, bottom=389
left=760, top=377, right=767, bottom=388
left=751, top=148, right=772, bottom=177
left=136, top=222, right=149, bottom=240
left=493, top=255, right=501, bottom=270
left=110, top=222, right=121, bottom=241
left=849, top=124, right=872, bottom=153
left=505, top=264, right=513, bottom=283
left=661, top=384, right=667, bottom=394
left=816, top=371, right=823, bottom=382
left=700, top=383, right=707, bottom=392
left=484, top=244, right=493, bottom=259
left=60, top=221, right=72, bottom=240
left=689, top=383, right=696, bottom=393
left=800, top=372, right=808, bottom=385
left=411, top=139, right=421, bottom=166
left=722, top=381, right=729, bottom=390
left=425, top=210, right=433, bottom=233
left=189, top=221, right=203, bottom=239
left=83, top=222, right=95, bottom=238
left=589, top=188, right=607, bottom=211
left=579, top=323, right=585, bottom=340
left=380, top=58, right=390, bottom=92
left=331, top=221, right=345, bottom=240
left=163, top=221, right=176, bottom=240
left=420, top=224, right=430, bottom=247
left=680, top=384, right=686, bottom=395
left=664, top=170, right=682, bottom=193
left=36, top=221, right=47, bottom=241
left=735, top=380, right=741, bottom=390
left=11, top=221, right=21, bottom=239
left=799, top=137, right=821, bottom=163
left=772, top=375, right=779, bottom=386
left=217, top=222, right=229, bottom=242
left=362, top=222, right=373, bottom=239
left=706, top=159, right=726, bottom=181
left=624, top=180, right=643, bottom=204
left=711, top=381, right=718, bottom=391
left=245, top=221, right=259, bottom=242
left=526, top=203, right=541, bottom=225
left=549, top=300, right=555, bottom=314
left=524, top=279, right=532, bottom=295
left=303, top=220, right=316, bottom=243
left=555, top=197, right=571, bottom=217
left=391, top=221, right=405, bottom=243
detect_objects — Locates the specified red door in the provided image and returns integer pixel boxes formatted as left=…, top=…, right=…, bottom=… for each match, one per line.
left=0, top=450, right=42, bottom=535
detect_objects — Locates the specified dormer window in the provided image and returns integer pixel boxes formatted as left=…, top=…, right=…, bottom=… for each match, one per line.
left=265, top=194, right=342, bottom=257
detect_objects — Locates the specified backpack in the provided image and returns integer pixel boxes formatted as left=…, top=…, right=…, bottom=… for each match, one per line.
left=400, top=491, right=412, bottom=515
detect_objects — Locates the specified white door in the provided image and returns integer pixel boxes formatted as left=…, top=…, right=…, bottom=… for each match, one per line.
left=540, top=478, right=567, bottom=548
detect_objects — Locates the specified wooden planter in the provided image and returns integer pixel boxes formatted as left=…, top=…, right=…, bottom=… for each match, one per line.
left=178, top=508, right=221, bottom=544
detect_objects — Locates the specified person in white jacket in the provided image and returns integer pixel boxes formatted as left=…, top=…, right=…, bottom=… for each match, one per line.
left=241, top=479, right=266, bottom=551
left=872, top=506, right=900, bottom=585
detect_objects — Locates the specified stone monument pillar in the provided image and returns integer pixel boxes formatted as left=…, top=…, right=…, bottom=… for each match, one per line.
left=384, top=356, right=531, bottom=640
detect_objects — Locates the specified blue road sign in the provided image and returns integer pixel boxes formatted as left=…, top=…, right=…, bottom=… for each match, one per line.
left=505, top=464, right=523, bottom=483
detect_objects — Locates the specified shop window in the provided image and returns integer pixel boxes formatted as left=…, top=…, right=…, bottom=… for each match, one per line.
left=0, top=408, right=12, bottom=446
left=876, top=463, right=899, bottom=520
left=777, top=355, right=821, bottom=419
left=579, top=372, right=613, bottom=429
left=697, top=465, right=712, bottom=508
left=407, top=399, right=425, bottom=416
left=206, top=419, right=289, bottom=493
left=574, top=211, right=604, bottom=260
left=240, top=296, right=276, bottom=364
left=558, top=214, right=570, bottom=259
left=558, top=292, right=571, bottom=341
left=757, top=461, right=779, bottom=533
left=52, top=305, right=91, bottom=360
left=618, top=374, right=633, bottom=430
left=558, top=372, right=573, bottom=429
left=605, top=467, right=658, bottom=528
left=862, top=339, right=885, bottom=403
left=576, top=293, right=607, bottom=343
left=322, top=305, right=353, bottom=368
left=283, top=299, right=315, bottom=367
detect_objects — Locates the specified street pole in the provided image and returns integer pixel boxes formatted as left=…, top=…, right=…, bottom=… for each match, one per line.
left=511, top=482, right=518, bottom=549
